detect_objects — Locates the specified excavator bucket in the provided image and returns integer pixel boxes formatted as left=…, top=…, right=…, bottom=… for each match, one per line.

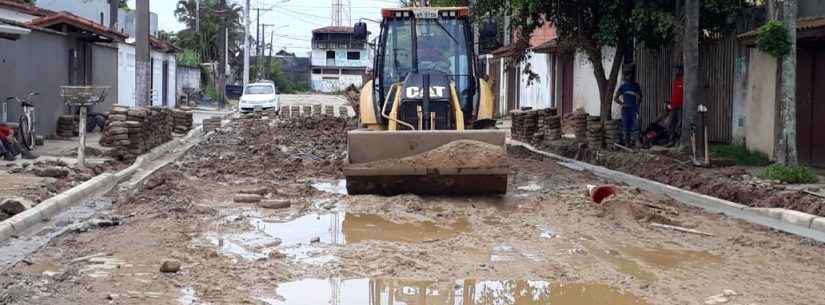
left=344, top=130, right=509, bottom=196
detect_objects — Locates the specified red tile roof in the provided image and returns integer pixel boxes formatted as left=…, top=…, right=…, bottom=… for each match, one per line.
left=26, top=11, right=127, bottom=41
left=149, top=36, right=179, bottom=53
left=312, top=26, right=354, bottom=34
left=738, top=17, right=825, bottom=40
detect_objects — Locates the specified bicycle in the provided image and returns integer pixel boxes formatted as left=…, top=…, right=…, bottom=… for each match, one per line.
left=4, top=92, right=39, bottom=150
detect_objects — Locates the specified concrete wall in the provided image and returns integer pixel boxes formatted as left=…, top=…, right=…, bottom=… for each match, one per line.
left=311, top=74, right=363, bottom=93
left=800, top=0, right=825, bottom=18
left=38, top=0, right=110, bottom=26
left=0, top=30, right=72, bottom=136
left=518, top=52, right=553, bottom=109
left=310, top=48, right=370, bottom=68
left=732, top=47, right=751, bottom=145
left=743, top=49, right=777, bottom=158
left=91, top=44, right=118, bottom=112
left=117, top=43, right=176, bottom=107
left=176, top=66, right=201, bottom=97
left=573, top=48, right=622, bottom=118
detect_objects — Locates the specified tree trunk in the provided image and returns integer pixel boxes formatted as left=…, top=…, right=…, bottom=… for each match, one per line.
left=682, top=0, right=701, bottom=159
left=777, top=0, right=798, bottom=165
left=586, top=46, right=623, bottom=122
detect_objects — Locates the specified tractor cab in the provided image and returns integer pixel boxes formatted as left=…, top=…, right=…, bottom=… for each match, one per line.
left=356, top=7, right=477, bottom=130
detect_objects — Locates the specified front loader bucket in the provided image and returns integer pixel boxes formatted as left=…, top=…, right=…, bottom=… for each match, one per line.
left=344, top=130, right=509, bottom=196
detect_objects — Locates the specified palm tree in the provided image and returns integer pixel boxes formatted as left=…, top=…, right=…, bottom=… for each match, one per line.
left=174, top=0, right=245, bottom=65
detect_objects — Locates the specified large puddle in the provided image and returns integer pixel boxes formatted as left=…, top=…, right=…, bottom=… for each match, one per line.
left=261, top=278, right=650, bottom=305
left=207, top=210, right=469, bottom=261
left=584, top=242, right=722, bottom=282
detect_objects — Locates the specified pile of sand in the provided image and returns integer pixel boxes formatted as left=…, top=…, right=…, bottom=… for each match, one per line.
left=358, top=140, right=509, bottom=169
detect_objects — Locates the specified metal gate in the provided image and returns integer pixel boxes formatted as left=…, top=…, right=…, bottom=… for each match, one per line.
left=797, top=46, right=825, bottom=168
left=635, top=36, right=736, bottom=143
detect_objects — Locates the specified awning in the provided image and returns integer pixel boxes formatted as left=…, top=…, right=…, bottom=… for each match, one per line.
left=0, top=22, right=30, bottom=40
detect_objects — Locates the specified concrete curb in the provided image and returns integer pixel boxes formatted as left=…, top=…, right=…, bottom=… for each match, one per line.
left=0, top=125, right=205, bottom=241
left=508, top=139, right=825, bottom=242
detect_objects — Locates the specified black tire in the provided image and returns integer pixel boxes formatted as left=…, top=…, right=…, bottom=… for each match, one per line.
left=18, top=115, right=33, bottom=151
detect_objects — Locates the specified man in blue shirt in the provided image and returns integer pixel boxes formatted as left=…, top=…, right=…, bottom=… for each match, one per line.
left=614, top=71, right=643, bottom=148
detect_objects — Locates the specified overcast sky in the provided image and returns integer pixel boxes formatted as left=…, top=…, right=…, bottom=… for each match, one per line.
left=126, top=0, right=399, bottom=56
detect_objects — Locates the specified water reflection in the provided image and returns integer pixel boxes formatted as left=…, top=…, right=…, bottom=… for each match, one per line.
left=264, top=278, right=649, bottom=305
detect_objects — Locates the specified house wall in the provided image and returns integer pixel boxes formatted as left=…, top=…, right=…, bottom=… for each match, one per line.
left=743, top=49, right=777, bottom=158
left=310, top=48, right=370, bottom=68
left=518, top=52, right=553, bottom=109
left=732, top=47, right=751, bottom=145
left=573, top=48, right=622, bottom=118
left=800, top=0, right=825, bottom=18
left=176, top=66, right=201, bottom=97
left=37, top=0, right=110, bottom=26
left=311, top=73, right=363, bottom=93
left=117, top=43, right=176, bottom=107
left=0, top=30, right=75, bottom=136
left=91, top=43, right=118, bottom=112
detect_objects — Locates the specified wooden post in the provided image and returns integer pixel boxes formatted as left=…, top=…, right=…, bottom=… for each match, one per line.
left=77, top=106, right=87, bottom=169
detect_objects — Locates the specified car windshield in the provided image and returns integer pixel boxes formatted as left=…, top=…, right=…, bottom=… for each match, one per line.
left=245, top=85, right=274, bottom=95
left=381, top=17, right=473, bottom=107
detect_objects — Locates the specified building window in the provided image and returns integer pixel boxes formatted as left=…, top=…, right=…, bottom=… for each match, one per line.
left=347, top=52, right=360, bottom=60
left=312, top=68, right=322, bottom=74
left=326, top=51, right=336, bottom=59
left=341, top=69, right=363, bottom=75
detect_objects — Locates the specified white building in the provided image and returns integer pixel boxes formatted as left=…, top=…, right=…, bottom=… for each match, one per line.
left=117, top=38, right=178, bottom=108
left=37, top=0, right=175, bottom=107
left=310, top=26, right=371, bottom=93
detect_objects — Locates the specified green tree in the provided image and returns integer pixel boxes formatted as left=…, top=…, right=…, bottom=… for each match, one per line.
left=174, top=0, right=244, bottom=69
left=475, top=0, right=750, bottom=121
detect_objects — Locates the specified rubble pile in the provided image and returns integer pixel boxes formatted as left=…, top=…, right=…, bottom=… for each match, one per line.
left=172, top=109, right=194, bottom=134
left=182, top=114, right=355, bottom=182
left=56, top=115, right=78, bottom=138
left=99, top=105, right=173, bottom=160
left=536, top=108, right=561, bottom=144
left=203, top=117, right=222, bottom=132
left=587, top=116, right=604, bottom=149
left=510, top=110, right=538, bottom=142
left=571, top=111, right=588, bottom=141
left=604, top=120, right=621, bottom=147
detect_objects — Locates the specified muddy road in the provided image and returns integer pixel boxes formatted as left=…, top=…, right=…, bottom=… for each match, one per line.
left=1, top=105, right=824, bottom=305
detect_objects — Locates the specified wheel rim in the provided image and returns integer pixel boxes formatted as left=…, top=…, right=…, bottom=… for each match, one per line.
left=19, top=116, right=32, bottom=149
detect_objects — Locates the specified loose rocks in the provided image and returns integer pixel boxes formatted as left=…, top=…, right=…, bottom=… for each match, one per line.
left=0, top=197, right=34, bottom=215
left=159, top=259, right=181, bottom=273
left=233, top=194, right=263, bottom=203
left=258, top=199, right=291, bottom=209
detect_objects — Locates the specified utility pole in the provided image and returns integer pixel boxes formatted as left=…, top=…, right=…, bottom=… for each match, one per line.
left=252, top=8, right=272, bottom=81
left=682, top=0, right=703, bottom=162
left=135, top=0, right=150, bottom=107
left=267, top=30, right=274, bottom=78
left=217, top=0, right=227, bottom=109
left=778, top=0, right=799, bottom=165
left=243, top=0, right=251, bottom=86
left=259, top=23, right=275, bottom=79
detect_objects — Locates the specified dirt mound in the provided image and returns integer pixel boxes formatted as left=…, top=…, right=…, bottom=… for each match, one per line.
left=357, top=140, right=508, bottom=170
left=597, top=189, right=681, bottom=226
left=181, top=115, right=354, bottom=183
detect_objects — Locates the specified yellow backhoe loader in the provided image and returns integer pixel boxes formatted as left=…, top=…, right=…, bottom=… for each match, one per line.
left=344, top=6, right=508, bottom=196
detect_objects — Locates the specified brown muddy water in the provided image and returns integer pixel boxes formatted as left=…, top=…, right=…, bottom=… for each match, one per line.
left=259, top=278, right=649, bottom=305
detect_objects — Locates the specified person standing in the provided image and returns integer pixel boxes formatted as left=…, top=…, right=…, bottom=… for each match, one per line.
left=666, top=65, right=684, bottom=147
left=614, top=71, right=643, bottom=147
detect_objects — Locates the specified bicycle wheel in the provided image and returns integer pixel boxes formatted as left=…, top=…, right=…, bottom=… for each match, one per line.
left=18, top=115, right=33, bottom=151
